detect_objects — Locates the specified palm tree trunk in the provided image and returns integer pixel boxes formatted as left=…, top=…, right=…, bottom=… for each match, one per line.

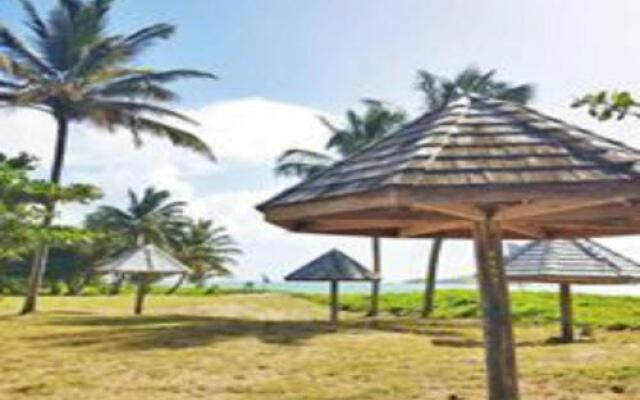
left=21, top=115, right=68, bottom=315
left=367, top=237, right=381, bottom=317
left=422, top=238, right=443, bottom=318
left=165, top=274, right=185, bottom=294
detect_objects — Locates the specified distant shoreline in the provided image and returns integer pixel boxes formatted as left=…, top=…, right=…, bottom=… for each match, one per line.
left=209, top=280, right=640, bottom=297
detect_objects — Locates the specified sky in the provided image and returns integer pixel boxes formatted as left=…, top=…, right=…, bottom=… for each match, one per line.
left=1, top=0, right=640, bottom=281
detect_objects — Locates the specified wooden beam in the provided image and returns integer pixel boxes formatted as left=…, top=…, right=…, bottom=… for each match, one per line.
left=496, top=197, right=627, bottom=222
left=399, top=221, right=469, bottom=237
left=559, top=283, right=574, bottom=343
left=502, top=223, right=547, bottom=239
left=473, top=218, right=520, bottom=400
left=298, top=219, right=404, bottom=232
left=412, top=203, right=485, bottom=221
left=422, top=238, right=443, bottom=318
left=265, top=191, right=396, bottom=221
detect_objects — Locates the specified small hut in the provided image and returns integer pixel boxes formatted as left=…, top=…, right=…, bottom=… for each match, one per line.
left=286, top=249, right=377, bottom=324
left=506, top=239, right=640, bottom=342
left=96, top=244, right=190, bottom=314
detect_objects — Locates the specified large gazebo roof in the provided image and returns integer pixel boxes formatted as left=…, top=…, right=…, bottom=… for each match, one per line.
left=506, top=239, right=640, bottom=284
left=259, top=96, right=640, bottom=239
left=95, top=244, right=190, bottom=275
left=286, top=249, right=377, bottom=281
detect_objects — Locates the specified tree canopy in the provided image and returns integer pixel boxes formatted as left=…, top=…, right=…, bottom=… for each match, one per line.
left=416, top=65, right=535, bottom=111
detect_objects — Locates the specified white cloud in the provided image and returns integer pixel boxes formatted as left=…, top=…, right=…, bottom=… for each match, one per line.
left=191, top=97, right=331, bottom=164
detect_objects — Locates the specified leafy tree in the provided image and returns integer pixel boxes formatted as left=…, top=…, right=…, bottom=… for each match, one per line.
left=416, top=65, right=535, bottom=111
left=276, top=100, right=406, bottom=177
left=572, top=91, right=639, bottom=121
left=0, top=0, right=216, bottom=313
left=0, top=153, right=100, bottom=293
left=167, top=218, right=240, bottom=292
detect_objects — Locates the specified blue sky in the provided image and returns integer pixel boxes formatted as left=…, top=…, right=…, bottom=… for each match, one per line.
left=2, top=1, right=640, bottom=281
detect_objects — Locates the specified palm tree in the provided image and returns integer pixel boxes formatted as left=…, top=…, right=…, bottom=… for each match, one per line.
left=416, top=65, right=535, bottom=111
left=86, top=187, right=187, bottom=247
left=167, top=218, right=241, bottom=293
left=275, top=100, right=406, bottom=317
left=276, top=100, right=406, bottom=177
left=416, top=65, right=535, bottom=317
left=0, top=0, right=216, bottom=313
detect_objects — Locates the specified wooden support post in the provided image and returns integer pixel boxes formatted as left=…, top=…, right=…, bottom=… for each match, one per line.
left=330, top=280, right=339, bottom=325
left=473, top=217, right=519, bottom=400
left=422, top=237, right=443, bottom=318
left=559, top=283, right=574, bottom=342
left=134, top=280, right=146, bottom=315
left=368, top=237, right=381, bottom=317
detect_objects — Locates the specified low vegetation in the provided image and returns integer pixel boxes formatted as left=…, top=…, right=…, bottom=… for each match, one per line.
left=0, top=292, right=639, bottom=399
left=303, top=289, right=640, bottom=330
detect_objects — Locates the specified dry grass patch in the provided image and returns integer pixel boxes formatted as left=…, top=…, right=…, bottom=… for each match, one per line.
left=0, top=294, right=639, bottom=399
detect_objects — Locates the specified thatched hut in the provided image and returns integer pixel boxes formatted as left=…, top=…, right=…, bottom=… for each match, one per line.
left=286, top=249, right=377, bottom=324
left=258, top=95, right=640, bottom=399
left=96, top=244, right=189, bottom=314
left=506, top=239, right=640, bottom=342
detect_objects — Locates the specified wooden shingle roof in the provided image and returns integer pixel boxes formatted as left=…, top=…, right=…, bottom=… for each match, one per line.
left=95, top=244, right=190, bottom=275
left=263, top=96, right=640, bottom=206
left=286, top=249, right=377, bottom=281
left=506, top=239, right=640, bottom=284
left=259, top=96, right=640, bottom=239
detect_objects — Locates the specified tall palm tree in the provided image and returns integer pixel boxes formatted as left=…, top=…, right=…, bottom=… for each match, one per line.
left=0, top=0, right=216, bottom=313
left=415, top=65, right=535, bottom=317
left=167, top=218, right=241, bottom=293
left=416, top=65, right=535, bottom=111
left=275, top=100, right=406, bottom=316
left=276, top=100, right=406, bottom=177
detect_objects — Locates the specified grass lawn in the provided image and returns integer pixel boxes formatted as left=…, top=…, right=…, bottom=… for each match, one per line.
left=0, top=292, right=639, bottom=399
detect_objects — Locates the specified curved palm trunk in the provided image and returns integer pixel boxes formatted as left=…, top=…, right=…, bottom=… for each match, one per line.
left=21, top=116, right=68, bottom=315
left=165, top=274, right=186, bottom=294
left=422, top=238, right=443, bottom=318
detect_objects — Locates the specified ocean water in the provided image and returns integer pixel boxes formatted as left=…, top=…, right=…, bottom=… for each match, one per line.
left=214, top=280, right=640, bottom=297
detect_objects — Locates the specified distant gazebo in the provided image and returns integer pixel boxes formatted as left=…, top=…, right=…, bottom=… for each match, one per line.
left=286, top=249, right=378, bottom=324
left=506, top=239, right=640, bottom=342
left=95, top=244, right=190, bottom=314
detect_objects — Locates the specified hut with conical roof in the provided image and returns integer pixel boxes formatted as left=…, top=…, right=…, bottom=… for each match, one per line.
left=96, top=244, right=190, bottom=314
left=286, top=249, right=377, bottom=324
left=506, top=239, right=640, bottom=342
left=259, top=95, right=640, bottom=399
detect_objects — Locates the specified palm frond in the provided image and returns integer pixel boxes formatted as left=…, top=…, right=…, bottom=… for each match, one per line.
left=90, top=100, right=198, bottom=124
left=97, top=69, right=217, bottom=90
left=0, top=54, right=38, bottom=81
left=19, top=0, right=48, bottom=40
left=0, top=79, right=24, bottom=90
left=0, top=24, right=53, bottom=75
left=118, top=23, right=176, bottom=60
left=127, top=116, right=215, bottom=161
